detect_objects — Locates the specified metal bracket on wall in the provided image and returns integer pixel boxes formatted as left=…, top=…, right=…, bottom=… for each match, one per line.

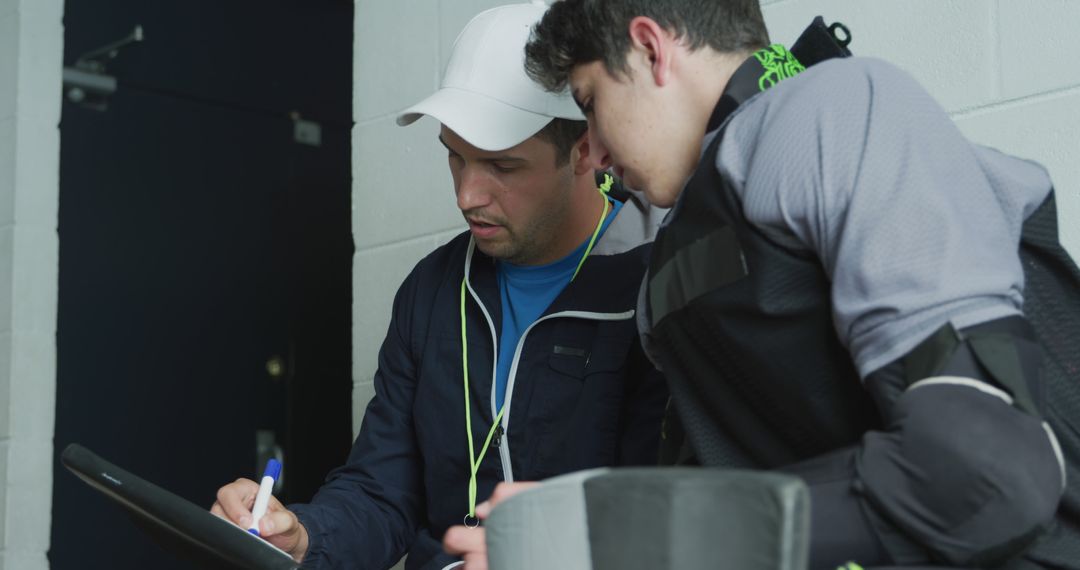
left=291, top=111, right=323, bottom=147
left=63, top=25, right=144, bottom=111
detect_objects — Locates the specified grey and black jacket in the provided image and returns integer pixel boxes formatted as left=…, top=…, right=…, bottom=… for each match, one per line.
left=642, top=19, right=1080, bottom=569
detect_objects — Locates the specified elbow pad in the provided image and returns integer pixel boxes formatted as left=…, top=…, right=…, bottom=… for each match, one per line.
left=856, top=316, right=1064, bottom=567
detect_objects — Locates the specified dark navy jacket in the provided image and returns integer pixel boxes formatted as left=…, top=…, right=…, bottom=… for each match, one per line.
left=292, top=187, right=668, bottom=569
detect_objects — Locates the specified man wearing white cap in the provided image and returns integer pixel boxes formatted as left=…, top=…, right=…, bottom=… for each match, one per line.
left=210, top=3, right=667, bottom=569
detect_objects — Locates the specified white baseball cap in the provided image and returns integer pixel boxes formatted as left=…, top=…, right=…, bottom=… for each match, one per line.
left=396, top=1, right=585, bottom=151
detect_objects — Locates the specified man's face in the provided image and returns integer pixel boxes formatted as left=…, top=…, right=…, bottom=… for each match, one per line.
left=570, top=60, right=701, bottom=208
left=441, top=126, right=577, bottom=266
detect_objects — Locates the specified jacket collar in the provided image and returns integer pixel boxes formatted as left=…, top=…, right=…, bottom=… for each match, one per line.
left=461, top=183, right=655, bottom=318
left=707, top=16, right=853, bottom=133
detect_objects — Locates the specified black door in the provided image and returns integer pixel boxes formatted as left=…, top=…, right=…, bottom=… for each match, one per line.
left=51, top=2, right=353, bottom=568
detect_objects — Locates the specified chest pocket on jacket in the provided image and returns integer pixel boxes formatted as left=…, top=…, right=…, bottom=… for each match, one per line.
left=526, top=326, right=636, bottom=477
left=534, top=331, right=634, bottom=432
left=548, top=337, right=632, bottom=380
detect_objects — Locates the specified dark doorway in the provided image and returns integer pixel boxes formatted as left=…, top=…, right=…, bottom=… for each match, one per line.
left=51, top=2, right=354, bottom=568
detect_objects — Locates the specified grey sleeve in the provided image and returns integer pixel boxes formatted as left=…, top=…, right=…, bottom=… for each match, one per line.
left=717, top=57, right=1051, bottom=376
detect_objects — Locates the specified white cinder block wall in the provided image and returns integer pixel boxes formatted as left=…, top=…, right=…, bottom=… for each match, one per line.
left=0, top=0, right=62, bottom=568
left=759, top=0, right=1080, bottom=259
left=351, top=0, right=510, bottom=433
left=352, top=0, right=1080, bottom=433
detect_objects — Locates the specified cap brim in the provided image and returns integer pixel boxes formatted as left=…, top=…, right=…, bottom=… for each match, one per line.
left=396, top=87, right=560, bottom=151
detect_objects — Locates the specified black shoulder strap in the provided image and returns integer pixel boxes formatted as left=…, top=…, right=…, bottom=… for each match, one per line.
left=707, top=16, right=853, bottom=132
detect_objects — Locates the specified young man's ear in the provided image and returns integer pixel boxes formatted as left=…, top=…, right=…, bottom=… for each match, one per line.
left=627, top=16, right=674, bottom=87
left=572, top=128, right=612, bottom=175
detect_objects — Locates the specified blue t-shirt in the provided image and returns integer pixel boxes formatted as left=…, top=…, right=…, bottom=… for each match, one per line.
left=494, top=197, right=623, bottom=410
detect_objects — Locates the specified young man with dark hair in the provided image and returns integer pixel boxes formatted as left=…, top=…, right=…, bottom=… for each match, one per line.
left=446, top=1, right=1080, bottom=568
left=210, top=4, right=667, bottom=569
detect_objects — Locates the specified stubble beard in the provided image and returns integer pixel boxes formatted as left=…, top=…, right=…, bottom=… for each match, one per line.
left=486, top=200, right=572, bottom=266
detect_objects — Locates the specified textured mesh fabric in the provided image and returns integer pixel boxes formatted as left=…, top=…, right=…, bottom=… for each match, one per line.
left=1014, top=194, right=1080, bottom=568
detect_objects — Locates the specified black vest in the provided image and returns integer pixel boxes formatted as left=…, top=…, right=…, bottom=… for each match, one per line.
left=647, top=20, right=879, bottom=469
left=647, top=17, right=1080, bottom=567
left=649, top=21, right=1080, bottom=487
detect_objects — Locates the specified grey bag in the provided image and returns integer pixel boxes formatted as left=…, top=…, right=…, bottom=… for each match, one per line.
left=486, top=467, right=809, bottom=570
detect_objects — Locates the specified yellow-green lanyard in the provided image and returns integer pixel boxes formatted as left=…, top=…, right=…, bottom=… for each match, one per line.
left=459, top=174, right=614, bottom=525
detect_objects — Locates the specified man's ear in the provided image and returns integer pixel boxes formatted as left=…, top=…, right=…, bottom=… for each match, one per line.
left=627, top=16, right=674, bottom=87
left=572, top=128, right=611, bottom=175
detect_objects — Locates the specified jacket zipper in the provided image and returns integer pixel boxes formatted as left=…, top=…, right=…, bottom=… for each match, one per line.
left=461, top=240, right=635, bottom=482
left=496, top=309, right=635, bottom=481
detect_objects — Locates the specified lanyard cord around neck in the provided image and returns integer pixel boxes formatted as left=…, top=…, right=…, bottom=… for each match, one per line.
left=459, top=174, right=614, bottom=525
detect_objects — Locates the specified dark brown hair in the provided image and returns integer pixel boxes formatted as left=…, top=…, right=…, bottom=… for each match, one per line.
left=526, top=0, right=770, bottom=92
left=535, top=118, right=588, bottom=166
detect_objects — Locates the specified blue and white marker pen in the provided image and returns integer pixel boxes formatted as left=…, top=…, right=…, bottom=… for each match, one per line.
left=248, top=458, right=282, bottom=536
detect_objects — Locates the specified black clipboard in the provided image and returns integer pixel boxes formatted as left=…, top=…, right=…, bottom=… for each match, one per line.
left=61, top=443, right=301, bottom=570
